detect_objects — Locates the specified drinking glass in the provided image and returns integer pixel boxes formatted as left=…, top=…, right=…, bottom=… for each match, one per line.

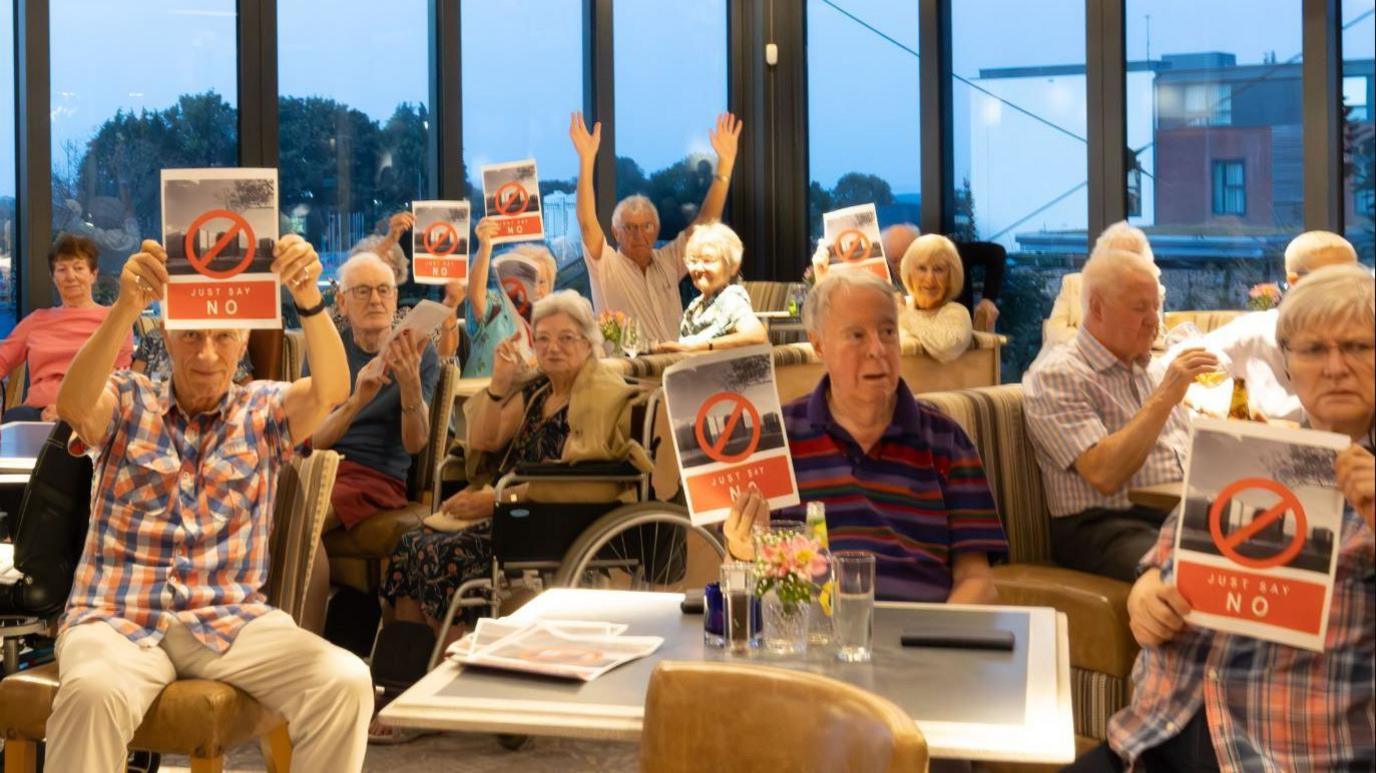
left=720, top=561, right=757, bottom=653
left=622, top=318, right=643, bottom=358
left=832, top=551, right=875, bottom=663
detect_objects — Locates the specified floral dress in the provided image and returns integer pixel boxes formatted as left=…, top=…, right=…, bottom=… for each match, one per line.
left=380, top=378, right=570, bottom=622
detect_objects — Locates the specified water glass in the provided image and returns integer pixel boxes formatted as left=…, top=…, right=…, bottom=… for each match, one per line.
left=832, top=551, right=875, bottom=663
left=622, top=318, right=643, bottom=358
left=720, top=561, right=757, bottom=653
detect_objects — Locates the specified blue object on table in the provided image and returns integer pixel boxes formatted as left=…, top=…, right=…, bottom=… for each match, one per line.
left=703, top=583, right=724, bottom=647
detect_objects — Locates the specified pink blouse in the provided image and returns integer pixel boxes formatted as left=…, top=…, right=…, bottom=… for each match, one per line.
left=0, top=305, right=134, bottom=409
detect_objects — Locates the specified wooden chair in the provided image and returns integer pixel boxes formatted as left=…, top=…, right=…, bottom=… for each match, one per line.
left=0, top=450, right=341, bottom=773
left=2, top=363, right=24, bottom=416
left=640, top=661, right=928, bottom=773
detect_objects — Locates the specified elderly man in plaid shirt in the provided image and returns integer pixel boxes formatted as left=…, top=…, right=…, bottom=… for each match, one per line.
left=1023, top=236, right=1219, bottom=582
left=48, top=236, right=368, bottom=771
left=1068, top=265, right=1375, bottom=771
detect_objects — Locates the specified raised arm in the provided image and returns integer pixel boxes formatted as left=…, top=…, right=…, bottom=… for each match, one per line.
left=570, top=112, right=607, bottom=262
left=466, top=332, right=528, bottom=452
left=58, top=241, right=166, bottom=446
left=466, top=217, right=499, bottom=324
left=691, top=112, right=742, bottom=226
left=276, top=235, right=350, bottom=444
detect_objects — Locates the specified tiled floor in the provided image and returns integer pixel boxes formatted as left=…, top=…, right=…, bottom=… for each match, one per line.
left=160, top=732, right=638, bottom=772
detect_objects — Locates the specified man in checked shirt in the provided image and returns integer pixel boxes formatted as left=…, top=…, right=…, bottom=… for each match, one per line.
left=48, top=236, right=369, bottom=771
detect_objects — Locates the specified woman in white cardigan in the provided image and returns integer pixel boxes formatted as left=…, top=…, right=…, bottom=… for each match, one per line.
left=897, top=234, right=973, bottom=363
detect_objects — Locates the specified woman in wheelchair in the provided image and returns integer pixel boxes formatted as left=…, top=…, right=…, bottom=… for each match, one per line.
left=380, top=290, right=650, bottom=645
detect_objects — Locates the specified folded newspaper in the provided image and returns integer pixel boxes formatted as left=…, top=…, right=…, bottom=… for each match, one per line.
left=445, top=619, right=663, bottom=681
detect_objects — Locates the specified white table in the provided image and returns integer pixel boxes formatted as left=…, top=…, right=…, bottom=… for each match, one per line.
left=0, top=422, right=54, bottom=487
left=381, top=588, right=1075, bottom=764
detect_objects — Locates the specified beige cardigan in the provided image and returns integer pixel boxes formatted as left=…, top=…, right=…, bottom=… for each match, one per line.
left=464, top=354, right=651, bottom=503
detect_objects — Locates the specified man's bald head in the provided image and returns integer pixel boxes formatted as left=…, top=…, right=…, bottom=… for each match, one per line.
left=881, top=223, right=920, bottom=278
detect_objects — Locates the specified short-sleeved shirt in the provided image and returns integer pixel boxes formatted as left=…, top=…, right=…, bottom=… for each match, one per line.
left=679, top=283, right=755, bottom=344
left=1023, top=328, right=1189, bottom=517
left=776, top=376, right=1008, bottom=602
left=585, top=231, right=689, bottom=345
left=60, top=373, right=295, bottom=653
left=0, top=305, right=134, bottom=408
left=462, top=269, right=527, bottom=379
left=1108, top=494, right=1375, bottom=770
left=307, top=330, right=440, bottom=482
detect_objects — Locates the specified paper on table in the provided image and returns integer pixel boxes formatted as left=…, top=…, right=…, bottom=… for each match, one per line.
left=385, top=300, right=454, bottom=347
left=448, top=619, right=658, bottom=682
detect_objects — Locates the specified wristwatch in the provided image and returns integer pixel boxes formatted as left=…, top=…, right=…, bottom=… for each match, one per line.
left=294, top=297, right=327, bottom=318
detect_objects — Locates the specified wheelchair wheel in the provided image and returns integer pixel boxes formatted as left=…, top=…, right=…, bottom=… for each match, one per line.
left=552, top=502, right=725, bottom=591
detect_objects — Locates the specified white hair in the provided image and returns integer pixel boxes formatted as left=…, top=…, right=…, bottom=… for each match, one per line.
left=900, top=234, right=964, bottom=304
left=1092, top=221, right=1155, bottom=264
left=1081, top=244, right=1161, bottom=314
left=685, top=221, right=745, bottom=277
left=531, top=289, right=603, bottom=349
left=611, top=194, right=659, bottom=233
left=1283, top=230, right=1357, bottom=278
left=1275, top=264, right=1375, bottom=350
left=503, top=243, right=559, bottom=287
left=351, top=234, right=408, bottom=284
left=337, top=251, right=397, bottom=289
left=802, top=271, right=897, bottom=337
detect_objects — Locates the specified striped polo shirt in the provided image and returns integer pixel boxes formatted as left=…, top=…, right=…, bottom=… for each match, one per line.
left=776, top=376, right=1008, bottom=602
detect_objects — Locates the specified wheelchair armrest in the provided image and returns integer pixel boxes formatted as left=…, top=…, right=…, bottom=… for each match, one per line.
left=511, top=461, right=643, bottom=478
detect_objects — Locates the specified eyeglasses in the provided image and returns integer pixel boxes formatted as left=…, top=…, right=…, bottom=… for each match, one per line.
left=533, top=332, right=587, bottom=349
left=1285, top=340, right=1376, bottom=365
left=343, top=283, right=397, bottom=301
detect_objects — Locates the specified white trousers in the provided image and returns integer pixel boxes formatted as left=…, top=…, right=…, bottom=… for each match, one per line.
left=46, top=611, right=373, bottom=772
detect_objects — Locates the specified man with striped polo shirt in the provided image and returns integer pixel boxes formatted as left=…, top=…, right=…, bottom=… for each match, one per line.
left=724, top=271, right=1007, bottom=603
left=1023, top=241, right=1218, bottom=582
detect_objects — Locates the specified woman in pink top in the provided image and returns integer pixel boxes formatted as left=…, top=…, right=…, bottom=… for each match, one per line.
left=0, top=234, right=134, bottom=420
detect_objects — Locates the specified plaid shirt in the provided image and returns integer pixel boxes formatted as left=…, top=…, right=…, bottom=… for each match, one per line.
left=1023, top=328, right=1189, bottom=517
left=1108, top=503, right=1376, bottom=770
left=60, top=372, right=294, bottom=653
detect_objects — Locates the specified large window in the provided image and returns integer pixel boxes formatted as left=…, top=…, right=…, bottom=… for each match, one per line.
left=279, top=0, right=429, bottom=302
left=1126, top=0, right=1303, bottom=312
left=1344, top=0, right=1375, bottom=265
left=806, top=0, right=920, bottom=240
left=614, top=0, right=727, bottom=245
left=950, top=0, right=1087, bottom=380
left=50, top=0, right=238, bottom=304
left=1, top=5, right=16, bottom=336
left=462, top=1, right=583, bottom=269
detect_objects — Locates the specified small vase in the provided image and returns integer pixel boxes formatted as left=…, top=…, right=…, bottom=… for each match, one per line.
left=761, top=589, right=810, bottom=656
left=602, top=340, right=622, bottom=358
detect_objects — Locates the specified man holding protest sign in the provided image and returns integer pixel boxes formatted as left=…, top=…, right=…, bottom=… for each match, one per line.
left=49, top=235, right=368, bottom=772
left=1071, top=265, right=1375, bottom=772
left=570, top=111, right=742, bottom=345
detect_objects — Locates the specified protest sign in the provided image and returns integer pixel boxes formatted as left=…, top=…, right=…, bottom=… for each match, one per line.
left=493, top=252, right=542, bottom=322
left=823, top=203, right=891, bottom=284
left=412, top=201, right=470, bottom=284
left=481, top=159, right=545, bottom=244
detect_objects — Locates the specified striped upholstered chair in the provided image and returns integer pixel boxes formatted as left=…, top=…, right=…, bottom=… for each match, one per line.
left=0, top=450, right=341, bottom=772
left=918, top=384, right=1137, bottom=754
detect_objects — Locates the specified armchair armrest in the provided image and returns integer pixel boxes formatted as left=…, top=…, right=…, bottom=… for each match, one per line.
left=992, top=563, right=1138, bottom=679
left=511, top=461, right=643, bottom=478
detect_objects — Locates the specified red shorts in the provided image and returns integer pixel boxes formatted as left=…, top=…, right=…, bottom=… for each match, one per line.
left=330, top=459, right=409, bottom=530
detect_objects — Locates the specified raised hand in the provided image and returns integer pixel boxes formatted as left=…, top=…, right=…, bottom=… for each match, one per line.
left=271, top=234, right=324, bottom=307
left=119, top=240, right=169, bottom=311
left=1336, top=444, right=1375, bottom=530
left=489, top=331, right=525, bottom=396
left=388, top=211, right=416, bottom=239
left=474, top=216, right=500, bottom=249
left=1157, top=348, right=1221, bottom=405
left=722, top=483, right=769, bottom=560
left=709, top=112, right=743, bottom=170
left=354, top=354, right=391, bottom=406
left=569, top=111, right=602, bottom=163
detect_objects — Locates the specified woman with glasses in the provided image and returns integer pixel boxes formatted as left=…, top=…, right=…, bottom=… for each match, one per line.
left=371, top=290, right=649, bottom=741
left=655, top=221, right=767, bottom=353
left=1073, top=263, right=1375, bottom=772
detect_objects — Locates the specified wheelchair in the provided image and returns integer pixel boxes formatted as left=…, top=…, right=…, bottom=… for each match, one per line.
left=426, top=386, right=726, bottom=669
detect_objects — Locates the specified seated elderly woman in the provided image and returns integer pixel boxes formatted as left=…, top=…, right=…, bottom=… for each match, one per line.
left=381, top=290, right=650, bottom=638
left=0, top=234, right=133, bottom=420
left=655, top=222, right=767, bottom=353
left=897, top=234, right=973, bottom=363
left=723, top=271, right=1008, bottom=603
left=1070, top=264, right=1375, bottom=772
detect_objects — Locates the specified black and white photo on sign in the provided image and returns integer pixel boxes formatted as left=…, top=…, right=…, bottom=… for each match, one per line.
left=161, top=169, right=279, bottom=278
left=1178, top=422, right=1344, bottom=575
left=481, top=160, right=543, bottom=215
left=664, top=351, right=787, bottom=471
left=823, top=203, right=886, bottom=261
left=413, top=201, right=471, bottom=259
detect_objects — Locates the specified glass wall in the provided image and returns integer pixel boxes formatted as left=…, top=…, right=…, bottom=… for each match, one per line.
left=1344, top=0, right=1375, bottom=265
left=614, top=0, right=728, bottom=246
left=49, top=0, right=238, bottom=304
left=1, top=5, right=16, bottom=336
left=462, top=0, right=583, bottom=269
left=806, top=0, right=921, bottom=241
left=1126, top=0, right=1304, bottom=313
left=950, top=0, right=1087, bottom=379
left=279, top=0, right=429, bottom=302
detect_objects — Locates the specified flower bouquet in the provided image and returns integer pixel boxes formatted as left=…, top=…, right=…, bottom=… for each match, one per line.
left=597, top=310, right=629, bottom=355
left=1247, top=282, right=1282, bottom=311
left=754, top=527, right=829, bottom=654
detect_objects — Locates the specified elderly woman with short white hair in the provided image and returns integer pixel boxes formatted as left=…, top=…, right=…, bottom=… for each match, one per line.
left=897, top=234, right=973, bottom=363
left=655, top=221, right=767, bottom=353
left=1093, top=263, right=1375, bottom=771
